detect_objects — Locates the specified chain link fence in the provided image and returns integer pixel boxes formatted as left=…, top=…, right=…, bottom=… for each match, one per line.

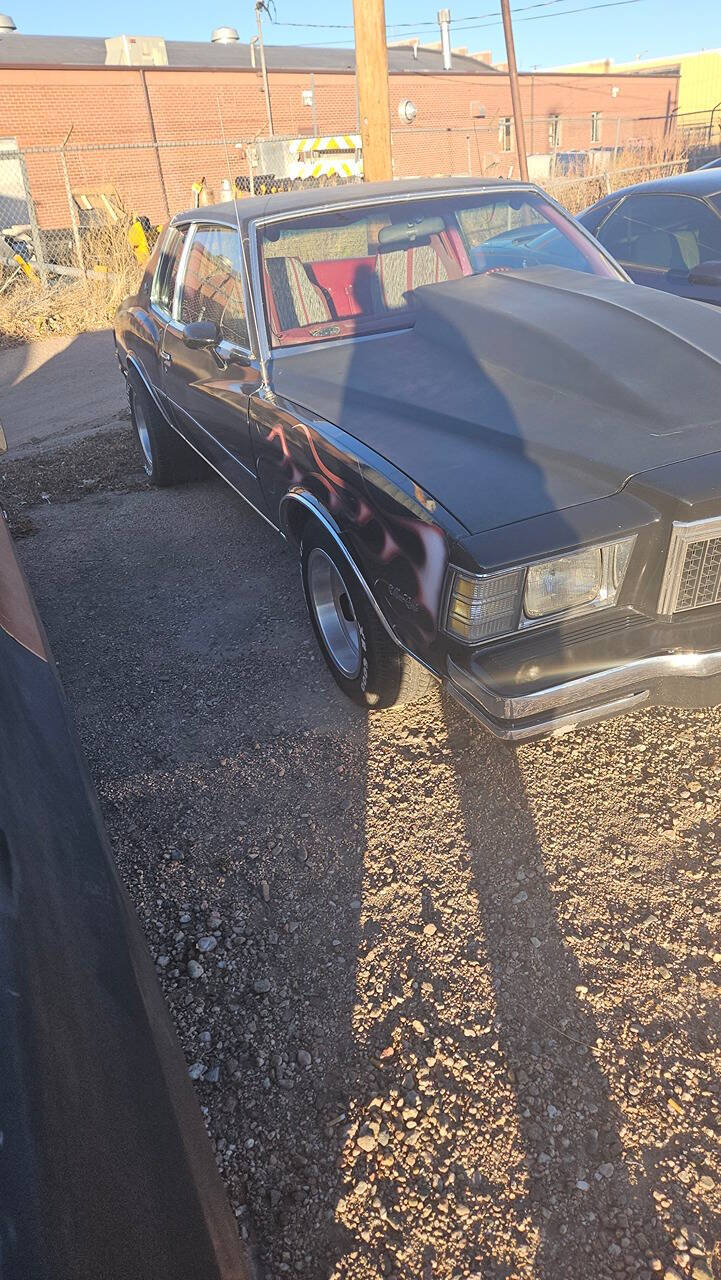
left=1, top=106, right=718, bottom=306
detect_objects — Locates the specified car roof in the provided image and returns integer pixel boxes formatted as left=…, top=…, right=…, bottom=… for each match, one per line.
left=171, top=176, right=536, bottom=230
left=600, top=167, right=721, bottom=203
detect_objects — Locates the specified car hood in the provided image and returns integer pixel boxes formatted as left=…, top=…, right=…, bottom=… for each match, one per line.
left=269, top=267, right=721, bottom=535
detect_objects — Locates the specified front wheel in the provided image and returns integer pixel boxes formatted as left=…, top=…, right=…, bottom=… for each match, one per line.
left=300, top=525, right=434, bottom=711
left=129, top=381, right=205, bottom=486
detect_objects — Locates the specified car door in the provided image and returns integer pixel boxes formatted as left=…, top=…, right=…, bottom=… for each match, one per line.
left=160, top=221, right=266, bottom=509
left=594, top=191, right=721, bottom=304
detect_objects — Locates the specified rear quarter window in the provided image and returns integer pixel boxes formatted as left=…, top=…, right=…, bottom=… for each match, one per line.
left=150, top=226, right=186, bottom=314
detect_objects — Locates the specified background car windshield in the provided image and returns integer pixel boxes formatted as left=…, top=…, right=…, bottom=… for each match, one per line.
left=259, top=191, right=618, bottom=348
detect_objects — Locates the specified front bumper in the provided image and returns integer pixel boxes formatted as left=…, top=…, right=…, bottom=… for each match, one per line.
left=445, top=631, right=721, bottom=741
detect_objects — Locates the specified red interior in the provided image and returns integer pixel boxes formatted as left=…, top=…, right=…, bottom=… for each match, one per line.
left=265, top=238, right=474, bottom=345
left=307, top=256, right=376, bottom=318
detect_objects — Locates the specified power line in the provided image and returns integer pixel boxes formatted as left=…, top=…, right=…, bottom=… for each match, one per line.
left=270, top=0, right=589, bottom=31
left=454, top=0, right=648, bottom=30
left=282, top=0, right=649, bottom=47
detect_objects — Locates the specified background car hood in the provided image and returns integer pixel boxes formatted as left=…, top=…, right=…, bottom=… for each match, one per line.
left=270, top=267, right=721, bottom=535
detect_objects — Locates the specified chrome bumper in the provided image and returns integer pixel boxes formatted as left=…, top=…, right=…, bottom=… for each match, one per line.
left=445, top=648, right=721, bottom=741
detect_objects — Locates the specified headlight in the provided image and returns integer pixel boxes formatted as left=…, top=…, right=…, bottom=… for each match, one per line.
left=524, top=547, right=602, bottom=618
left=444, top=536, right=635, bottom=644
left=524, top=537, right=634, bottom=621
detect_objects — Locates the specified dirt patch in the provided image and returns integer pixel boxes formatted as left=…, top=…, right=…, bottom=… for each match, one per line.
left=0, top=422, right=147, bottom=535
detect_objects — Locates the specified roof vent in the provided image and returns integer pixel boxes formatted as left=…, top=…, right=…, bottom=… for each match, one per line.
left=0, top=13, right=17, bottom=33
left=211, top=26, right=239, bottom=43
left=105, top=35, right=168, bottom=65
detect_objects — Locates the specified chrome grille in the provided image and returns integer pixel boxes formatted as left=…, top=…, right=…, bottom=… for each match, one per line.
left=658, top=517, right=721, bottom=615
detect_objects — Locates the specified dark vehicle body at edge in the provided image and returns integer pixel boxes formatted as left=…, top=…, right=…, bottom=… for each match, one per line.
left=114, top=177, right=721, bottom=741
left=579, top=167, right=721, bottom=306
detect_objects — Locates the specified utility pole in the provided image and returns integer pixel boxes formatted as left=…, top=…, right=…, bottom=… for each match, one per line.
left=500, top=0, right=529, bottom=181
left=255, top=1, right=274, bottom=137
left=353, top=0, right=393, bottom=182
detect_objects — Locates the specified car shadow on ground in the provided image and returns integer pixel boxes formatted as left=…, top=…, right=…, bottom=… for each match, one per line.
left=315, top=684, right=720, bottom=1279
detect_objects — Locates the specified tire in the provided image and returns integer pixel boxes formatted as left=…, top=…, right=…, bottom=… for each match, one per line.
left=300, top=524, right=434, bottom=711
left=129, top=380, right=205, bottom=487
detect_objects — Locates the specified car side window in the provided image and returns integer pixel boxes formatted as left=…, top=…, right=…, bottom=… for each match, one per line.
left=597, top=193, right=721, bottom=273
left=176, top=225, right=250, bottom=349
left=150, top=227, right=186, bottom=315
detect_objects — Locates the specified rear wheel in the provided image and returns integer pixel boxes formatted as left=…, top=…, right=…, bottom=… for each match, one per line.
left=300, top=525, right=434, bottom=711
left=129, top=381, right=205, bottom=487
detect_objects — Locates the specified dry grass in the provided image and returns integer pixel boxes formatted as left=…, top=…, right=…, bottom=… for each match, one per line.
left=544, top=135, right=690, bottom=214
left=0, top=220, right=144, bottom=346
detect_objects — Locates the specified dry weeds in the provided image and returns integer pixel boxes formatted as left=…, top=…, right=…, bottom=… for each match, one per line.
left=544, top=136, right=690, bottom=214
left=0, top=221, right=144, bottom=346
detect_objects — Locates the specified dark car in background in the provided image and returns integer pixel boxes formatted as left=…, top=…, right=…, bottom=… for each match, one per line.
left=115, top=177, right=721, bottom=741
left=579, top=168, right=721, bottom=305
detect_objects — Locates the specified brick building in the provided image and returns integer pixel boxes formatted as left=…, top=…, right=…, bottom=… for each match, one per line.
left=0, top=25, right=679, bottom=233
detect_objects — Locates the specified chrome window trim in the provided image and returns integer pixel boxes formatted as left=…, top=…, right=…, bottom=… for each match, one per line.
left=150, top=225, right=186, bottom=321
left=171, top=221, right=254, bottom=355
left=170, top=224, right=197, bottom=324
left=246, top=183, right=624, bottom=365
left=657, top=514, right=721, bottom=615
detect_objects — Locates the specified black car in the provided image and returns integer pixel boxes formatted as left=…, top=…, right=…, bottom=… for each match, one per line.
left=115, top=177, right=721, bottom=741
left=579, top=168, right=721, bottom=305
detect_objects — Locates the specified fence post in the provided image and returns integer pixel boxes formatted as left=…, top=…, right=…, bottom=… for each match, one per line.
left=614, top=115, right=621, bottom=163
left=17, top=151, right=47, bottom=287
left=310, top=72, right=318, bottom=135
left=59, top=149, right=86, bottom=278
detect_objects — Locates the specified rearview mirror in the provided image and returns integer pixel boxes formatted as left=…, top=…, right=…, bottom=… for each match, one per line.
left=688, top=260, right=721, bottom=287
left=182, top=320, right=220, bottom=349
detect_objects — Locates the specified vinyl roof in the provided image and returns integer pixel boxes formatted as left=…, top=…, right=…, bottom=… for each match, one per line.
left=172, top=176, right=529, bottom=228
left=0, top=31, right=500, bottom=73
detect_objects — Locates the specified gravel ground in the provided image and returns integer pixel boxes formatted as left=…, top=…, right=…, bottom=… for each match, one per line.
left=5, top=427, right=720, bottom=1280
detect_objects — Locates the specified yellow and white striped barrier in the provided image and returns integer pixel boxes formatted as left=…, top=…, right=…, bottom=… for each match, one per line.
left=288, top=135, right=363, bottom=180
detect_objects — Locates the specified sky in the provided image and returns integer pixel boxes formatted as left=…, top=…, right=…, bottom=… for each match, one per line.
left=8, top=0, right=720, bottom=70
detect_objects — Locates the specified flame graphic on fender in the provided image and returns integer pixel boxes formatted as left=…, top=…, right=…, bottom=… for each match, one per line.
left=265, top=418, right=450, bottom=643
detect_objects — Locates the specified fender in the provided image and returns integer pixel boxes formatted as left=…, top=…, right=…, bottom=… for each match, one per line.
left=125, top=353, right=173, bottom=426
left=279, top=489, right=410, bottom=654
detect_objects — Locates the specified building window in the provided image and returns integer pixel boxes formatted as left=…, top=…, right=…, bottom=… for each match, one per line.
left=591, top=111, right=602, bottom=144
left=548, top=114, right=561, bottom=149
left=499, top=116, right=513, bottom=152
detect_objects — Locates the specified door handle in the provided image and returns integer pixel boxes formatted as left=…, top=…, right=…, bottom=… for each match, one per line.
left=160, top=350, right=172, bottom=366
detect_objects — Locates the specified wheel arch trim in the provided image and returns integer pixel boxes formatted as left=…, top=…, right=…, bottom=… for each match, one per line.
left=125, top=353, right=172, bottom=425
left=279, top=490, right=403, bottom=649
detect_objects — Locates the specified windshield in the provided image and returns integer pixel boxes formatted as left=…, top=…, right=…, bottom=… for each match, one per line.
left=258, top=190, right=619, bottom=348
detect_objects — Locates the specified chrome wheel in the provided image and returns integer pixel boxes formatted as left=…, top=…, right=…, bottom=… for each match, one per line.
left=133, top=394, right=153, bottom=475
left=307, top=548, right=362, bottom=678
